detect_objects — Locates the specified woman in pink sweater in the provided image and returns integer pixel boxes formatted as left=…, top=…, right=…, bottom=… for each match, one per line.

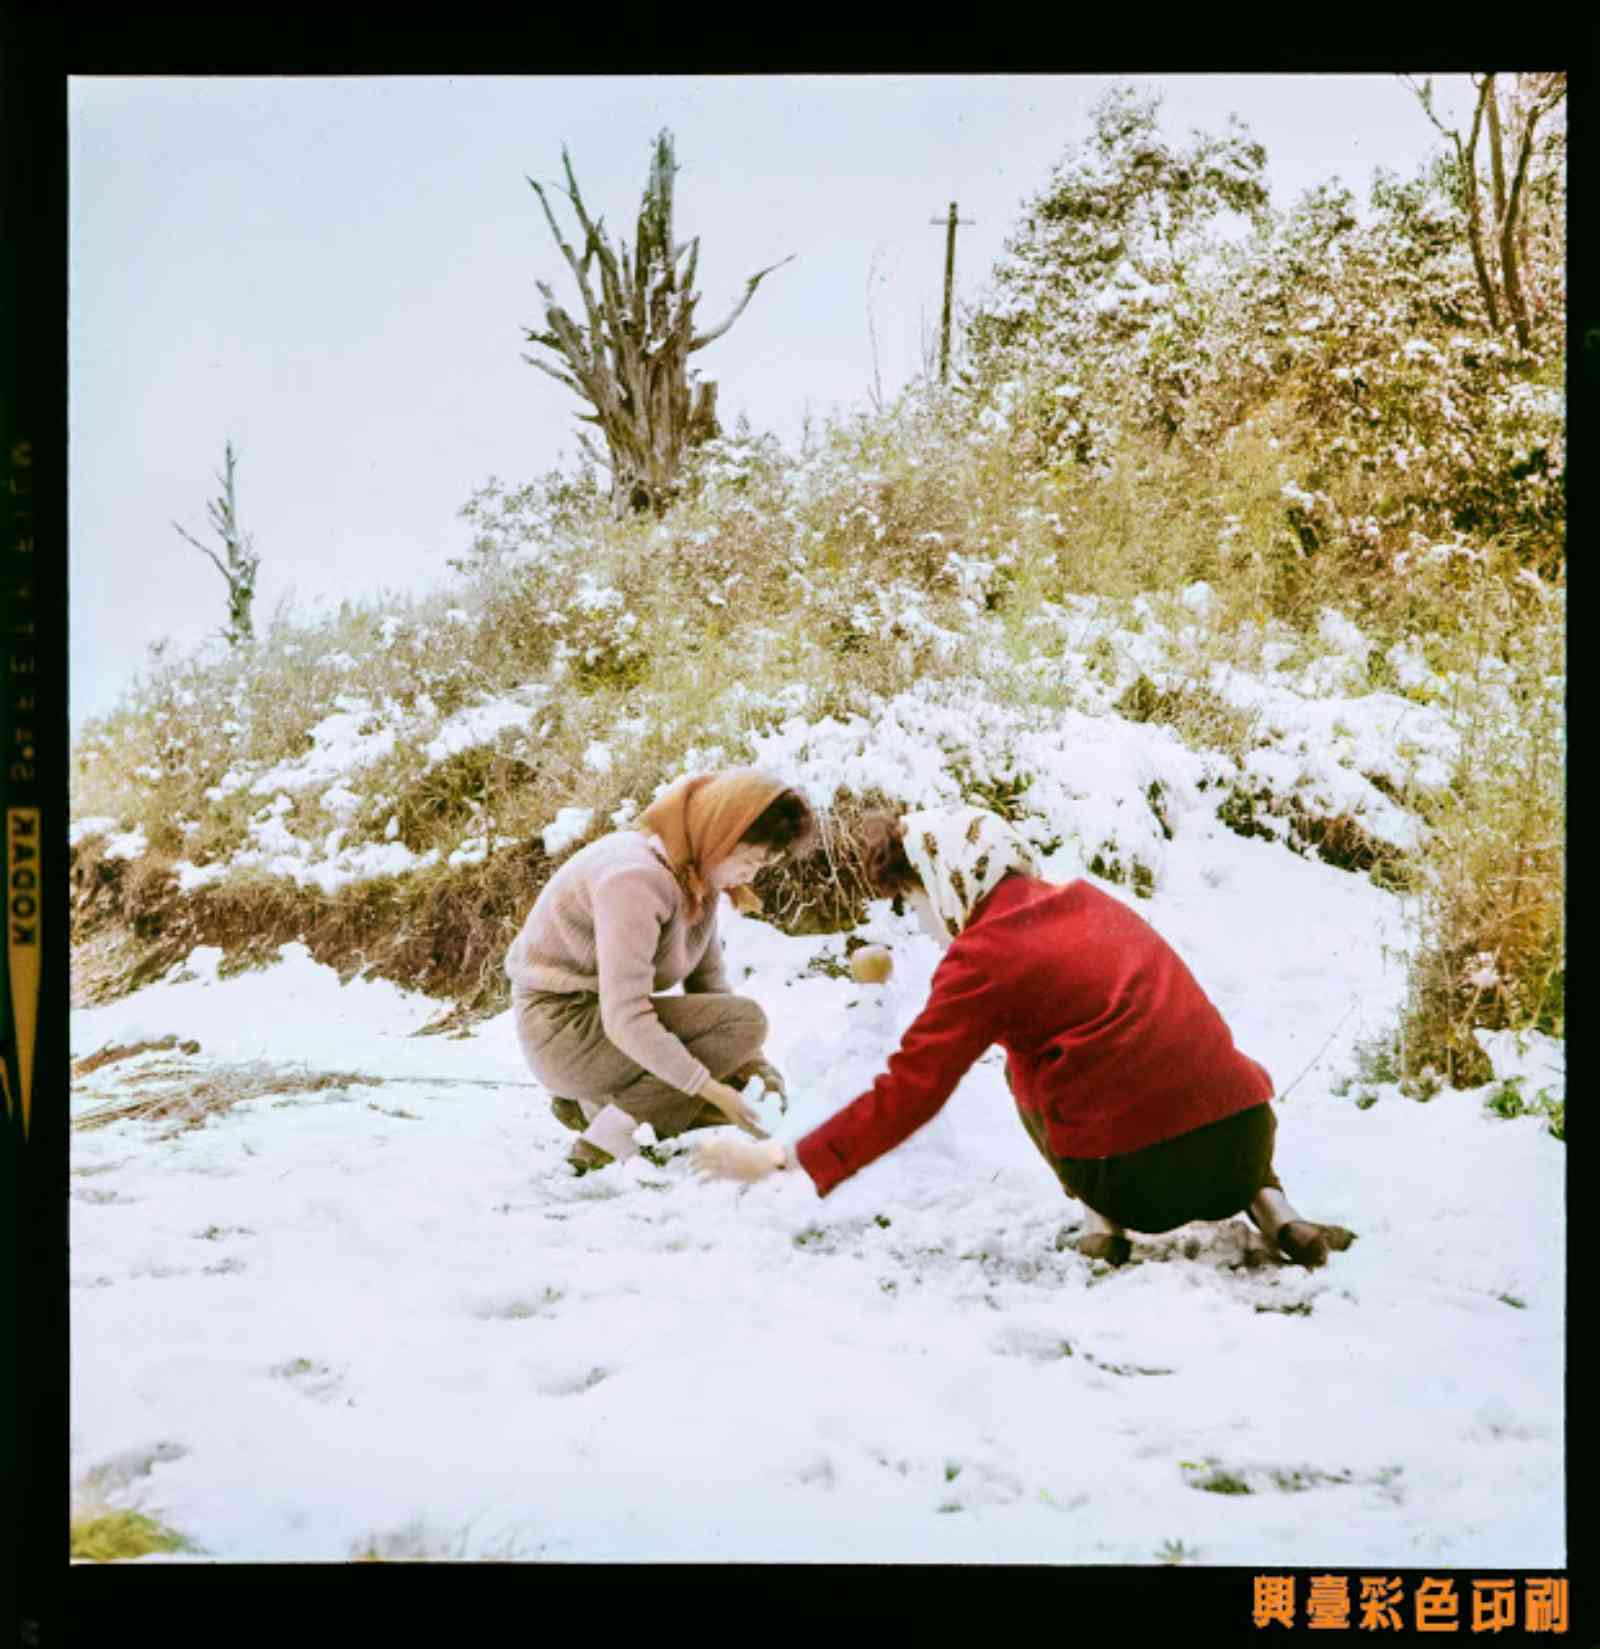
left=507, top=769, right=816, bottom=1173
left=696, top=805, right=1354, bottom=1269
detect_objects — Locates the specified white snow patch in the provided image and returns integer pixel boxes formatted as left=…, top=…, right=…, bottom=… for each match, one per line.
left=1473, top=1028, right=1564, bottom=1100
left=71, top=816, right=122, bottom=847
left=542, top=807, right=594, bottom=858
left=100, top=828, right=149, bottom=862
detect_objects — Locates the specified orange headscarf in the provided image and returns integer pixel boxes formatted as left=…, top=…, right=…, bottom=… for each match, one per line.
left=635, top=768, right=789, bottom=921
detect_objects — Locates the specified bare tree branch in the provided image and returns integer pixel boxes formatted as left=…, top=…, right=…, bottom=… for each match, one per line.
left=171, top=521, right=233, bottom=585
left=1401, top=73, right=1454, bottom=142
left=520, top=354, right=590, bottom=399
left=690, top=255, right=797, bottom=352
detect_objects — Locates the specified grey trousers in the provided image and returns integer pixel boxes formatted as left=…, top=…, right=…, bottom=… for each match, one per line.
left=513, top=987, right=768, bottom=1157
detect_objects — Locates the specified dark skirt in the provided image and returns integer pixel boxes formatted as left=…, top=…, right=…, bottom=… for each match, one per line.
left=1018, top=1098, right=1282, bottom=1234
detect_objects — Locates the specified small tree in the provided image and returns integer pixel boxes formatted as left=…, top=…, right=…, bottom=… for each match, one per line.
left=521, top=129, right=792, bottom=517
left=171, top=439, right=260, bottom=647
left=1404, top=73, right=1566, bottom=351
left=961, top=83, right=1272, bottom=456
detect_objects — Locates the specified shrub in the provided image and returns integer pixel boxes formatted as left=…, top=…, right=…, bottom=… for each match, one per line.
left=71, top=1509, right=197, bottom=1562
left=1393, top=575, right=1563, bottom=1086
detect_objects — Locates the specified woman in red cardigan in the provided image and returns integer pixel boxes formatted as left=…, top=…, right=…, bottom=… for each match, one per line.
left=695, top=804, right=1354, bottom=1269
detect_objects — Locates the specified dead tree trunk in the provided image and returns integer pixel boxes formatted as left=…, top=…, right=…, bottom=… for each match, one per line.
left=521, top=130, right=792, bottom=516
left=171, top=440, right=260, bottom=647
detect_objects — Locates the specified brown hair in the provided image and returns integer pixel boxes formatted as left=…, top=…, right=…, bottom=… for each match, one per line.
left=739, top=787, right=819, bottom=859
left=857, top=809, right=919, bottom=898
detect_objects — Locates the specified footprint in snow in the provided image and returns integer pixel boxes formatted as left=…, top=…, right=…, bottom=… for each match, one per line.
left=270, top=1358, right=345, bottom=1400
left=535, top=1365, right=610, bottom=1397
left=472, top=1287, right=565, bottom=1322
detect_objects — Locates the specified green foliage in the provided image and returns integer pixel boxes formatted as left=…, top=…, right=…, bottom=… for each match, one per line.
left=1483, top=1079, right=1528, bottom=1119
left=953, top=765, right=1033, bottom=822
left=1116, top=674, right=1259, bottom=763
left=1215, top=786, right=1277, bottom=844
left=71, top=1509, right=197, bottom=1562
left=1398, top=1066, right=1443, bottom=1103
left=1481, top=1076, right=1564, bottom=1139
left=1181, top=1459, right=1254, bottom=1495
left=1351, top=1036, right=1402, bottom=1088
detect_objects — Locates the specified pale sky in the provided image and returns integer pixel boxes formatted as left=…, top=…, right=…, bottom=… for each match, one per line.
left=68, top=72, right=1482, bottom=730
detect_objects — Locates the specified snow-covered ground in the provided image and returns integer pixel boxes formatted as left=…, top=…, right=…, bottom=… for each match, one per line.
left=69, top=785, right=1565, bottom=1564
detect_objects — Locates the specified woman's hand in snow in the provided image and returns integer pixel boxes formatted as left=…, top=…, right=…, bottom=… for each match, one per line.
left=697, top=1078, right=770, bottom=1139
left=692, top=1136, right=788, bottom=1183
left=730, top=1056, right=788, bottom=1113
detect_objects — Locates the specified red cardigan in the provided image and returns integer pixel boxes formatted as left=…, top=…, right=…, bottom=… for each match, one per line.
left=795, top=875, right=1274, bottom=1198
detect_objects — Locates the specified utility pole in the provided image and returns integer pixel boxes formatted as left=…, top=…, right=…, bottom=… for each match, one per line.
left=929, top=201, right=975, bottom=382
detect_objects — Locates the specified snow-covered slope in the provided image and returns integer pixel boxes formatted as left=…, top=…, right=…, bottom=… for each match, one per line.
left=69, top=762, right=1564, bottom=1565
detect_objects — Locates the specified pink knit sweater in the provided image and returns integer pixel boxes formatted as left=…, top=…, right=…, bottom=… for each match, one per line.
left=505, top=831, right=732, bottom=1096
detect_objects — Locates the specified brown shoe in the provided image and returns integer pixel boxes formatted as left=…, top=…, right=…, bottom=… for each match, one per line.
left=568, top=1139, right=613, bottom=1176
left=1277, top=1221, right=1330, bottom=1269
left=1077, top=1233, right=1132, bottom=1266
left=550, top=1097, right=585, bottom=1132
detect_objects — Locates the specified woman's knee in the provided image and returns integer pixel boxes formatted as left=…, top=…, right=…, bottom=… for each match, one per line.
left=722, top=994, right=768, bottom=1060
left=737, top=994, right=769, bottom=1039
left=693, top=995, right=768, bottom=1079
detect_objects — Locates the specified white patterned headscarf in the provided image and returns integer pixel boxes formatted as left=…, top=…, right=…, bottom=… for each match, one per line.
left=899, top=806, right=1040, bottom=940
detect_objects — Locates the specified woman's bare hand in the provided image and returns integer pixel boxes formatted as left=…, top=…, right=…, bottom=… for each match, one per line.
left=730, top=1056, right=788, bottom=1112
left=697, top=1078, right=769, bottom=1139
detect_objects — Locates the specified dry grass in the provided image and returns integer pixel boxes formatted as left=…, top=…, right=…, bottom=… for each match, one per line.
left=751, top=787, right=904, bottom=936
left=73, top=1034, right=201, bottom=1077
left=73, top=1060, right=386, bottom=1136
left=1396, top=668, right=1564, bottom=1083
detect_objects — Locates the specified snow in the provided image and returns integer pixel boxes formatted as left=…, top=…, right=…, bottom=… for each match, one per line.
left=70, top=749, right=1564, bottom=1565
left=422, top=691, right=548, bottom=766
left=1473, top=1028, right=1563, bottom=1100
left=249, top=706, right=399, bottom=796
left=542, top=806, right=594, bottom=857
left=70, top=816, right=121, bottom=847
left=74, top=824, right=149, bottom=860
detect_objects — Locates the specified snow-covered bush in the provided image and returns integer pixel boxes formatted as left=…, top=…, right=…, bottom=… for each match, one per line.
left=960, top=84, right=1564, bottom=574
